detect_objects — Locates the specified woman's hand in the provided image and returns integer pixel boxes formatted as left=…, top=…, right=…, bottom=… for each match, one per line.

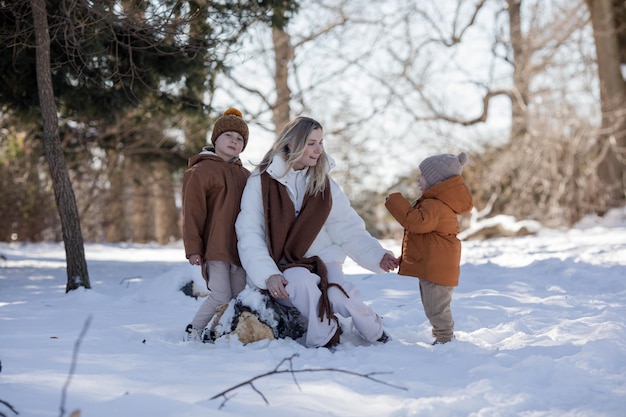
left=380, top=252, right=399, bottom=272
left=188, top=254, right=202, bottom=266
left=266, top=274, right=289, bottom=299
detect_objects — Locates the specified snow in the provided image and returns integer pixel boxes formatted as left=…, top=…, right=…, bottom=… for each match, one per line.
left=1, top=210, right=626, bottom=417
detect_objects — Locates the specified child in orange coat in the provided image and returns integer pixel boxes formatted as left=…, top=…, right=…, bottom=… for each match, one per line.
left=385, top=152, right=473, bottom=344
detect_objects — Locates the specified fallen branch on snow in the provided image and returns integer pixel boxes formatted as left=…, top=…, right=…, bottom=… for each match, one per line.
left=59, top=316, right=92, bottom=417
left=210, top=353, right=407, bottom=409
left=0, top=398, right=19, bottom=417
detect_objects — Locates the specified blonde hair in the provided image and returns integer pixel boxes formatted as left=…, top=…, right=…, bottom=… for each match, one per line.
left=258, top=116, right=330, bottom=195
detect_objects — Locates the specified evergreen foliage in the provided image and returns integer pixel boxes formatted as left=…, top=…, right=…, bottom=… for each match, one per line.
left=0, top=0, right=277, bottom=121
left=0, top=0, right=292, bottom=243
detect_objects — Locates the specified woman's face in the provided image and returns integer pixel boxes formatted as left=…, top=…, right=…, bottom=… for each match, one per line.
left=292, top=127, right=324, bottom=170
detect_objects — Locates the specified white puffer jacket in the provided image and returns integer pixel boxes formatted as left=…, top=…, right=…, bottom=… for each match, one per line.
left=235, top=155, right=389, bottom=290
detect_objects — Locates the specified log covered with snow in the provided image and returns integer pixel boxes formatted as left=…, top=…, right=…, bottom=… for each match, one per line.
left=213, top=288, right=306, bottom=344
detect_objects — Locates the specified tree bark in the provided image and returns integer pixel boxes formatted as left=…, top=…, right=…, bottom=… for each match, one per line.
left=104, top=150, right=130, bottom=242
left=272, top=26, right=294, bottom=135
left=153, top=159, right=180, bottom=244
left=131, top=158, right=156, bottom=243
left=30, top=0, right=91, bottom=291
left=508, top=0, right=529, bottom=141
left=586, top=0, right=626, bottom=207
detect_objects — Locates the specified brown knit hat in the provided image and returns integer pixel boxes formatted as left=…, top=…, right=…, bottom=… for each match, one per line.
left=210, top=108, right=249, bottom=150
left=419, top=152, right=469, bottom=187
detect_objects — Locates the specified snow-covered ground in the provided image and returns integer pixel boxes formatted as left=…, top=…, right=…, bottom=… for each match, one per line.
left=1, top=211, right=625, bottom=417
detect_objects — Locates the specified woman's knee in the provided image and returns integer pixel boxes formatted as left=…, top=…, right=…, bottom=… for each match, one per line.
left=283, top=267, right=320, bottom=287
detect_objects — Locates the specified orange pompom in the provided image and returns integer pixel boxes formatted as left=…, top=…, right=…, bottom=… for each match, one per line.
left=223, top=107, right=243, bottom=118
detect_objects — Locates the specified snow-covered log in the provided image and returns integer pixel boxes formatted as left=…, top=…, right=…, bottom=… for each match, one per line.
left=213, top=288, right=306, bottom=345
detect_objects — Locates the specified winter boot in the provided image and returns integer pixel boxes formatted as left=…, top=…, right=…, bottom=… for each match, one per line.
left=377, top=331, right=391, bottom=344
left=184, top=324, right=203, bottom=342
left=201, top=328, right=217, bottom=343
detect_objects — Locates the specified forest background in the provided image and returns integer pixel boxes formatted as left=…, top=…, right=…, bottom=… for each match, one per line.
left=1, top=0, right=625, bottom=291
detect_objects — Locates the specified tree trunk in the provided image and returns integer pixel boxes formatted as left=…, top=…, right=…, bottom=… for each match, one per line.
left=586, top=0, right=626, bottom=207
left=153, top=159, right=180, bottom=244
left=30, top=0, right=90, bottom=291
left=131, top=158, right=156, bottom=243
left=104, top=150, right=130, bottom=242
left=508, top=0, right=530, bottom=141
left=272, top=26, right=294, bottom=135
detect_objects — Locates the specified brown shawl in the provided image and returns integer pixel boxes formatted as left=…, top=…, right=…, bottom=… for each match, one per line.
left=261, top=171, right=348, bottom=324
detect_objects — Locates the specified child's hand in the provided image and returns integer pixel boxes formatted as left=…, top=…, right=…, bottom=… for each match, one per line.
left=379, top=252, right=399, bottom=272
left=188, top=254, right=202, bottom=266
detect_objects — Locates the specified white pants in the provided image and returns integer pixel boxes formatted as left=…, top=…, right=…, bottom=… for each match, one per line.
left=276, top=262, right=384, bottom=347
left=191, top=261, right=246, bottom=330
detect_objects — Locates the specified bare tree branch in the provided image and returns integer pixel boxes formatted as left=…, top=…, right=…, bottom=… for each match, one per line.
left=210, top=353, right=407, bottom=409
left=59, top=315, right=92, bottom=417
left=0, top=398, right=19, bottom=416
left=411, top=0, right=488, bottom=46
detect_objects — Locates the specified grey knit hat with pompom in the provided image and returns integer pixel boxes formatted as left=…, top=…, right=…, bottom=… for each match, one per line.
left=419, top=152, right=469, bottom=187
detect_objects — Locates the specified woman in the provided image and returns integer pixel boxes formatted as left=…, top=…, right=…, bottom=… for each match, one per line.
left=235, top=116, right=398, bottom=348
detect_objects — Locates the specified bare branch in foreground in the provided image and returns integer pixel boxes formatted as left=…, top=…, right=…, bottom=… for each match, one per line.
left=210, top=354, right=407, bottom=409
left=0, top=398, right=19, bottom=416
left=59, top=315, right=92, bottom=417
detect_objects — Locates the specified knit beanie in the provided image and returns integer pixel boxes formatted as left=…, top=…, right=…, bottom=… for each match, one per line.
left=419, top=152, right=469, bottom=187
left=210, top=108, right=249, bottom=150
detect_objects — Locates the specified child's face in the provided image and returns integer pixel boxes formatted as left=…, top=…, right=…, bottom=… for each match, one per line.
left=418, top=176, right=428, bottom=192
left=214, top=131, right=245, bottom=161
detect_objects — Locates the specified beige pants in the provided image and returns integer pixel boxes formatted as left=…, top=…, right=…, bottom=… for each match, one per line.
left=190, top=261, right=246, bottom=330
left=419, top=278, right=455, bottom=343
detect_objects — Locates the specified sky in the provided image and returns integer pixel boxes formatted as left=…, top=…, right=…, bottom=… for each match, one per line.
left=1, top=208, right=625, bottom=417
left=212, top=0, right=519, bottom=182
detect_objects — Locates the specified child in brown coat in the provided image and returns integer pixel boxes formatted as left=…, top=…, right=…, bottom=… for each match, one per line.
left=385, top=152, right=473, bottom=345
left=182, top=108, right=250, bottom=341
